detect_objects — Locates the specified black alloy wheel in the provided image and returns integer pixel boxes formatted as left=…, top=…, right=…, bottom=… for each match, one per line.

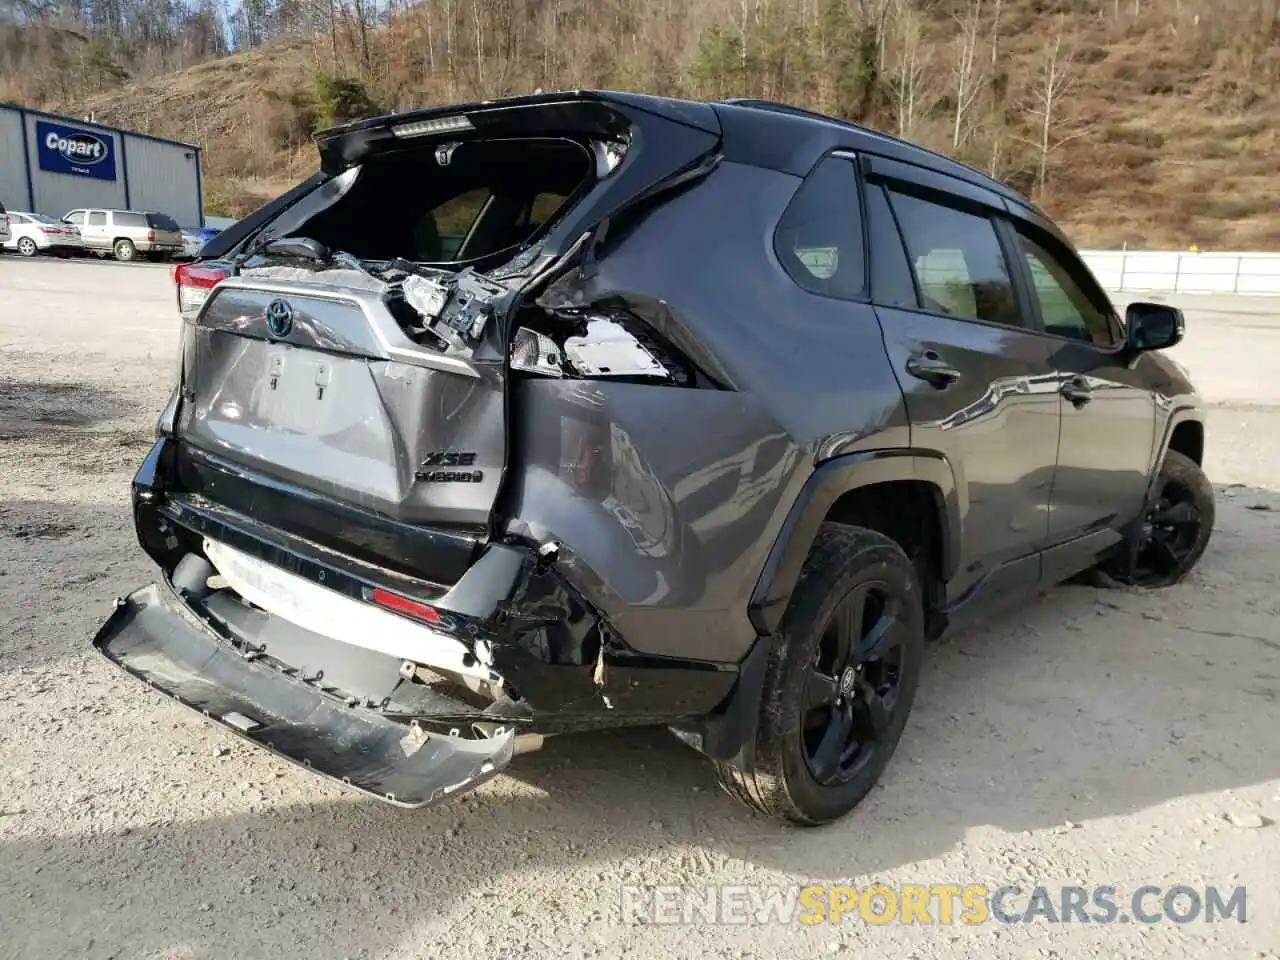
left=800, top=582, right=905, bottom=787
left=1123, top=449, right=1214, bottom=588
left=714, top=523, right=924, bottom=825
left=1131, top=478, right=1201, bottom=585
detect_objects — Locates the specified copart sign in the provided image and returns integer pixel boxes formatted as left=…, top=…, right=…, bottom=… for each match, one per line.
left=35, top=120, right=117, bottom=181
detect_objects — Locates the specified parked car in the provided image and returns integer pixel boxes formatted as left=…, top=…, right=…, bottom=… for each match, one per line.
left=3, top=210, right=83, bottom=257
left=0, top=200, right=10, bottom=247
left=178, top=225, right=221, bottom=260
left=61, top=208, right=183, bottom=261
left=94, top=91, right=1214, bottom=825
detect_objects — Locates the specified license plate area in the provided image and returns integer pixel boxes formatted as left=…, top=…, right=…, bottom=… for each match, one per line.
left=256, top=347, right=337, bottom=435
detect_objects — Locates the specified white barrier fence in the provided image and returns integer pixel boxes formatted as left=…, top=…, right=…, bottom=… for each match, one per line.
left=1080, top=250, right=1280, bottom=296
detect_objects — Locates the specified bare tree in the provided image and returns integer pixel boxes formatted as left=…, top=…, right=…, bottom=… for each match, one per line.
left=990, top=0, right=1002, bottom=67
left=951, top=0, right=984, bottom=152
left=1017, top=16, right=1095, bottom=200
left=889, top=4, right=932, bottom=139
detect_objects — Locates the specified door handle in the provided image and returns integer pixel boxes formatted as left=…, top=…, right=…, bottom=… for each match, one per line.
left=905, top=353, right=962, bottom=389
left=1061, top=377, right=1093, bottom=407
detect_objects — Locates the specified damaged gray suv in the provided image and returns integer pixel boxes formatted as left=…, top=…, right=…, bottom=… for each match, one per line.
left=95, top=91, right=1214, bottom=825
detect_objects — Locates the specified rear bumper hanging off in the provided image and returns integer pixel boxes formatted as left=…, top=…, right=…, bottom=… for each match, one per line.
left=93, top=581, right=516, bottom=808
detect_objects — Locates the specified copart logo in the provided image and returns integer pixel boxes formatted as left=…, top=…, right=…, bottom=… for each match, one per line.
left=45, top=130, right=108, bottom=165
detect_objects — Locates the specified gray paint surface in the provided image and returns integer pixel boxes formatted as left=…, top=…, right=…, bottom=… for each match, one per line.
left=124, top=132, right=202, bottom=227
left=0, top=108, right=29, bottom=210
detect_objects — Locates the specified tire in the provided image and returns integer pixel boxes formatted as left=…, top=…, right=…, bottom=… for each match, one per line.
left=113, top=238, right=136, bottom=262
left=1114, top=449, right=1214, bottom=587
left=715, top=523, right=925, bottom=825
left=17, top=236, right=38, bottom=257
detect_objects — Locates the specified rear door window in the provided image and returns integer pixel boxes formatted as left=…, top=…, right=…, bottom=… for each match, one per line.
left=773, top=155, right=866, bottom=301
left=886, top=188, right=1025, bottom=329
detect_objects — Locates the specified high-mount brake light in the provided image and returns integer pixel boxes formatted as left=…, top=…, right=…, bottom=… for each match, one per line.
left=173, top=262, right=229, bottom=318
left=390, top=115, right=474, bottom=138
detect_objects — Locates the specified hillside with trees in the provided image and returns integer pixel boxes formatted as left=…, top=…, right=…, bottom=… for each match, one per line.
left=2, top=0, right=1278, bottom=248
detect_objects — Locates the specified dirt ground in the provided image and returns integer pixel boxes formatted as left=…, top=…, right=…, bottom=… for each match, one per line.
left=1, top=258, right=1278, bottom=960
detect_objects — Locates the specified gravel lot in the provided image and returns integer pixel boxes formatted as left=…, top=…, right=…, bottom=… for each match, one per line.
left=2, top=257, right=1278, bottom=960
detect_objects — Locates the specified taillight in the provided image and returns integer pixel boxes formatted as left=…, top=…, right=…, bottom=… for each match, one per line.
left=173, top=261, right=228, bottom=318
left=147, top=229, right=155, bottom=241
left=37, top=226, right=56, bottom=235
left=367, top=587, right=443, bottom=625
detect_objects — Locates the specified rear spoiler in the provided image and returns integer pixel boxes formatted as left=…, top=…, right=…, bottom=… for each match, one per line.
left=312, top=90, right=720, bottom=174
left=202, top=91, right=723, bottom=269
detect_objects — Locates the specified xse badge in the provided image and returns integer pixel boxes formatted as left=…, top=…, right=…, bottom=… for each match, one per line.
left=415, top=451, right=484, bottom=483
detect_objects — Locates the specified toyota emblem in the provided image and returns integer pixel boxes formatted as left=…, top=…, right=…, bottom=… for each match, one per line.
left=265, top=298, right=293, bottom=338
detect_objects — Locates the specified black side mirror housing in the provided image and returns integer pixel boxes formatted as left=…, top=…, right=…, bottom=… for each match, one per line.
left=1125, top=301, right=1185, bottom=352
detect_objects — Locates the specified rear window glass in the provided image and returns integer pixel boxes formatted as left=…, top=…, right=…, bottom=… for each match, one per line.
left=113, top=212, right=147, bottom=228
left=147, top=213, right=180, bottom=231
left=773, top=156, right=866, bottom=301
left=284, top=138, right=595, bottom=264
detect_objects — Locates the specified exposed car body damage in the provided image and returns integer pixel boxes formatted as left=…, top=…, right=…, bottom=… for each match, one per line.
left=95, top=90, right=1212, bottom=821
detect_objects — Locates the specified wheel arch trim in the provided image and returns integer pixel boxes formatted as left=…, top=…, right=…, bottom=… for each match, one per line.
left=1149, top=406, right=1204, bottom=495
left=747, top=448, right=961, bottom=637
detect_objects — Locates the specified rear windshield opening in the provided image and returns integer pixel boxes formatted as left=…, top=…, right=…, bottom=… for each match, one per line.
left=297, top=137, right=595, bottom=264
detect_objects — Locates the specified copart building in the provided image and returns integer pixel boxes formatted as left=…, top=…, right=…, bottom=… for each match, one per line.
left=0, top=104, right=204, bottom=227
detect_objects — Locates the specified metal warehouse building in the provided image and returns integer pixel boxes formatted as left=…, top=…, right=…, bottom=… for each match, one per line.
left=0, top=104, right=203, bottom=227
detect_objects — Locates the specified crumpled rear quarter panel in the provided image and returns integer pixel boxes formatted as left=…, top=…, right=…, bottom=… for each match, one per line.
left=504, top=161, right=908, bottom=664
left=506, top=379, right=804, bottom=663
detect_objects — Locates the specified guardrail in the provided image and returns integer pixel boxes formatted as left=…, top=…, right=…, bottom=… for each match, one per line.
left=1080, top=250, right=1280, bottom=296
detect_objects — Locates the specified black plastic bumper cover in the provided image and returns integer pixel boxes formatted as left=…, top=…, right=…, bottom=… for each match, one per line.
left=93, top=582, right=515, bottom=807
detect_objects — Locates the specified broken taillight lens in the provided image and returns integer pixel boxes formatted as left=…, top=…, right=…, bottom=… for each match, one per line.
left=173, top=261, right=228, bottom=318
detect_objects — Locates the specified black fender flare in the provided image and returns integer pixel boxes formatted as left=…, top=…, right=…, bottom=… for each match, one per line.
left=680, top=448, right=961, bottom=772
left=1148, top=405, right=1204, bottom=496
left=747, top=449, right=961, bottom=637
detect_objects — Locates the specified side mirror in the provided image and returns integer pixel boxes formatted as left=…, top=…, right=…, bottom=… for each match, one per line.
left=1125, top=301, right=1185, bottom=352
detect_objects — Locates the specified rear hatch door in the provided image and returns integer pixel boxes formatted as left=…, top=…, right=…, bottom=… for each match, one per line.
left=177, top=93, right=721, bottom=579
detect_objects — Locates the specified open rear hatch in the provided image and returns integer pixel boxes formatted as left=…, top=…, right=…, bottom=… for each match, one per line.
left=178, top=92, right=722, bottom=577
left=96, top=92, right=723, bottom=807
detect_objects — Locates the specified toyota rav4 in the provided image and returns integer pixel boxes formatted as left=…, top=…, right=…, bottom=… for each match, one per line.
left=93, top=91, right=1214, bottom=825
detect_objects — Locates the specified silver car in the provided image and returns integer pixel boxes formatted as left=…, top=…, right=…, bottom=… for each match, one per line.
left=3, top=211, right=84, bottom=257
left=61, top=208, right=183, bottom=261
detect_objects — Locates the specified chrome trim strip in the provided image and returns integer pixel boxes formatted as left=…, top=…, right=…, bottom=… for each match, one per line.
left=198, top=276, right=481, bottom=378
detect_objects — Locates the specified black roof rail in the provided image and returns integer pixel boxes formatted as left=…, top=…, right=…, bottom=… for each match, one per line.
left=719, top=97, right=1024, bottom=204
left=719, top=98, right=862, bottom=127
